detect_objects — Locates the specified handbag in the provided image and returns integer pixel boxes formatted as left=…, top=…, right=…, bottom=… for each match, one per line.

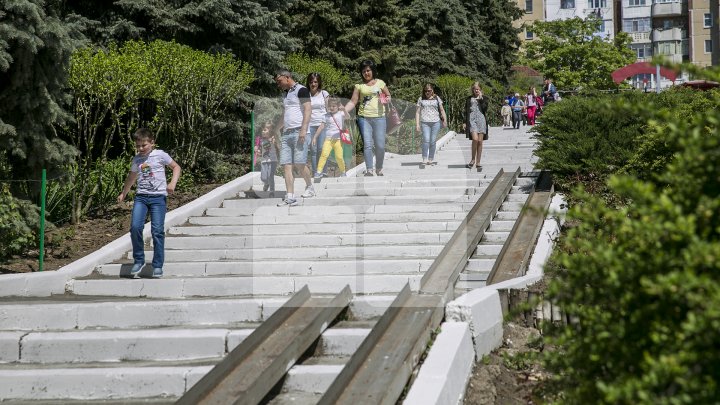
left=386, top=100, right=402, bottom=132
left=331, top=113, right=352, bottom=145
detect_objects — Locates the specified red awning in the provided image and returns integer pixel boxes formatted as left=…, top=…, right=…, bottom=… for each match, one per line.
left=611, top=62, right=678, bottom=84
left=680, top=80, right=720, bottom=90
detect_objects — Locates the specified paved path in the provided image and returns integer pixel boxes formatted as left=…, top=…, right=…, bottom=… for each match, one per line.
left=0, top=126, right=538, bottom=402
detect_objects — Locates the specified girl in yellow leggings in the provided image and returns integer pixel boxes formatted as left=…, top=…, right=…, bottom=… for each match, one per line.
left=313, top=98, right=347, bottom=177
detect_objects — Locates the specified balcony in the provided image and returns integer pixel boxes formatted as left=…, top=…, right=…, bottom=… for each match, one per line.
left=652, top=27, right=685, bottom=41
left=653, top=53, right=684, bottom=63
left=651, top=1, right=686, bottom=17
left=632, top=32, right=652, bottom=43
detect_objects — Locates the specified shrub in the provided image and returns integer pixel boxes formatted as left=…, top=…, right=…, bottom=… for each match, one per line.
left=532, top=92, right=651, bottom=199
left=0, top=184, right=37, bottom=259
left=543, top=107, right=720, bottom=403
left=541, top=64, right=720, bottom=403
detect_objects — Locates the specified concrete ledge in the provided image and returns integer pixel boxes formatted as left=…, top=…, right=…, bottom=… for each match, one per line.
left=446, top=288, right=503, bottom=357
left=0, top=173, right=259, bottom=298
left=402, top=322, right=473, bottom=405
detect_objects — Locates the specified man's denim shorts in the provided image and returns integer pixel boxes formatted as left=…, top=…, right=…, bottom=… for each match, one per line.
left=279, top=128, right=308, bottom=165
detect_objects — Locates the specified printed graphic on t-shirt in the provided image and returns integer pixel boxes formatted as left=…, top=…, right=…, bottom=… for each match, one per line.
left=137, top=162, right=160, bottom=192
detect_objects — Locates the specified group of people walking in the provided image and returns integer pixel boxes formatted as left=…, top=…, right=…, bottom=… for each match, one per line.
left=261, top=59, right=451, bottom=206
left=500, top=78, right=559, bottom=129
left=263, top=61, right=558, bottom=205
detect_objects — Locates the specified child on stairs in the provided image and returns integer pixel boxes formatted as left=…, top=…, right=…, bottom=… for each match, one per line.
left=313, top=98, right=347, bottom=178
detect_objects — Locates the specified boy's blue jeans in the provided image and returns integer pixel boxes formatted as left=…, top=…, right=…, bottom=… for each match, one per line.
left=130, top=194, right=167, bottom=269
left=357, top=116, right=387, bottom=171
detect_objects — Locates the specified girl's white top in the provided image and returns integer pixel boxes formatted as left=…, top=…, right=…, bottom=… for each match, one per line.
left=310, top=89, right=329, bottom=126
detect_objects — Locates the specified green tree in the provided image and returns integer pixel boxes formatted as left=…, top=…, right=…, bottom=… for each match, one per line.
left=282, top=0, right=408, bottom=82
left=521, top=16, right=635, bottom=90
left=285, top=53, right=353, bottom=95
left=0, top=0, right=81, bottom=184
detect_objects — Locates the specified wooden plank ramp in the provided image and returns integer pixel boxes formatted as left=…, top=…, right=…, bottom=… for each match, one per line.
left=177, top=285, right=352, bottom=405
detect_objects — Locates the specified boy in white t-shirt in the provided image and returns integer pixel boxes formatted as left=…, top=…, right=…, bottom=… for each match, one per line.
left=313, top=98, right=347, bottom=177
left=117, top=128, right=181, bottom=278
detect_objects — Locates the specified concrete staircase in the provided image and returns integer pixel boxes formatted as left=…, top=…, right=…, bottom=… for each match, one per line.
left=0, top=127, right=538, bottom=403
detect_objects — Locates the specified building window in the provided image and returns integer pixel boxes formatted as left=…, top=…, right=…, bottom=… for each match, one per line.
left=623, top=18, right=651, bottom=32
left=526, top=0, right=533, bottom=12
left=628, top=0, right=646, bottom=5
left=526, top=30, right=534, bottom=40
left=656, top=41, right=676, bottom=55
left=588, top=0, right=607, bottom=7
left=705, top=13, right=712, bottom=28
left=630, top=43, right=652, bottom=58
left=561, top=0, right=575, bottom=9
left=706, top=40, right=712, bottom=53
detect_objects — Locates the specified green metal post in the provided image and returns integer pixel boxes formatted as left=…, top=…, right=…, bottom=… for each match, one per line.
left=39, top=169, right=46, bottom=272
left=250, top=111, right=256, bottom=171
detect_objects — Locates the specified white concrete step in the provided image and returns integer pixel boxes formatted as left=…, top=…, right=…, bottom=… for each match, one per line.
left=237, top=194, right=483, bottom=207
left=129, top=244, right=446, bottom=262
left=67, top=274, right=423, bottom=298
left=0, top=296, right=394, bottom=331
left=488, top=220, right=515, bottom=232
left=0, top=366, right=212, bottom=401
left=199, top=211, right=464, bottom=223
left=164, top=232, right=453, bottom=250
left=170, top=221, right=462, bottom=236
left=282, top=364, right=343, bottom=395
left=458, top=272, right=489, bottom=283
left=475, top=243, right=503, bottom=256
left=480, top=231, right=509, bottom=244
left=3, top=325, right=371, bottom=365
left=10, top=328, right=237, bottom=364
left=214, top=202, right=478, bottom=215
left=309, top=178, right=486, bottom=189
left=466, top=258, right=495, bottom=271
left=97, top=258, right=434, bottom=277
left=304, top=186, right=487, bottom=197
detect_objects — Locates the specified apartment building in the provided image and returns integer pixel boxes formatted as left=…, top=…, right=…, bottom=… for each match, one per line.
left=688, top=0, right=712, bottom=67
left=516, top=0, right=546, bottom=43
left=545, top=0, right=616, bottom=38
left=516, top=0, right=715, bottom=87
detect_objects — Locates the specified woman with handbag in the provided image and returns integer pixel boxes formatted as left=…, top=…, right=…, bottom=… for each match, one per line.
left=343, top=59, right=391, bottom=176
left=463, top=82, right=489, bottom=170
left=415, top=83, right=447, bottom=166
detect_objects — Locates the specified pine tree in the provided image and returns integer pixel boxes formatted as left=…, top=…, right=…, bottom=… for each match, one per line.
left=0, top=0, right=80, bottom=184
left=283, top=0, right=408, bottom=83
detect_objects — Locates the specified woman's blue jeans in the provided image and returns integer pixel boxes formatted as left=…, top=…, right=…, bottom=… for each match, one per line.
left=306, top=126, right=326, bottom=174
left=130, top=194, right=167, bottom=269
left=421, top=121, right=442, bottom=160
left=357, top=116, right=386, bottom=171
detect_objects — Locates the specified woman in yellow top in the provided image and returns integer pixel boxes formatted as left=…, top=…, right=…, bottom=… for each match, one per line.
left=344, top=60, right=392, bottom=176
